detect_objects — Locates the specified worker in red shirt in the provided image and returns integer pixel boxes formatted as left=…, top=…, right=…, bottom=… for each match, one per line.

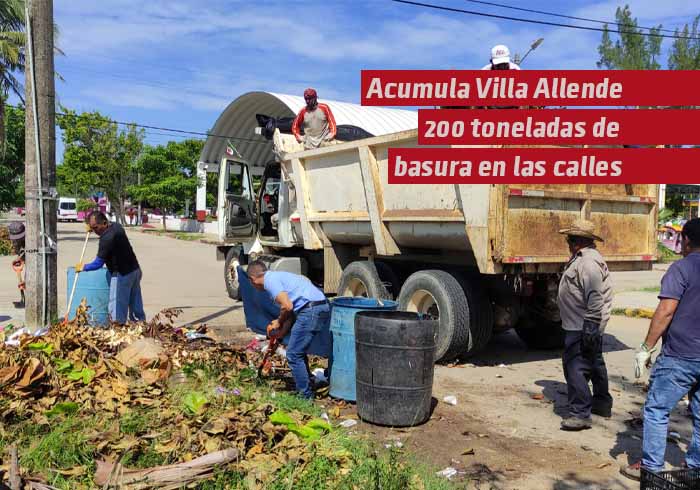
left=291, top=88, right=337, bottom=149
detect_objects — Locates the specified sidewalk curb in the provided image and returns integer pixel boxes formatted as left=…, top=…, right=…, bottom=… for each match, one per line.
left=612, top=307, right=655, bottom=319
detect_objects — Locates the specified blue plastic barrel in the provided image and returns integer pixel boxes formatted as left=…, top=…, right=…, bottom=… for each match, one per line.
left=66, top=267, right=110, bottom=326
left=329, top=297, right=398, bottom=401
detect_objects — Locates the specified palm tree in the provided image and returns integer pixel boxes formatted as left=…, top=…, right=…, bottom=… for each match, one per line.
left=0, top=0, right=25, bottom=151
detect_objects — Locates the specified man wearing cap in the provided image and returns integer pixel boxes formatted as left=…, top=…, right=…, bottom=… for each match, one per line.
left=557, top=219, right=614, bottom=431
left=246, top=260, right=331, bottom=399
left=621, top=218, right=700, bottom=480
left=8, top=222, right=26, bottom=307
left=481, top=44, right=521, bottom=70
left=291, top=88, right=337, bottom=150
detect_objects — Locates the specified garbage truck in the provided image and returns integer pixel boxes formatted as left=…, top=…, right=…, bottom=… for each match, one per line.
left=199, top=128, right=658, bottom=361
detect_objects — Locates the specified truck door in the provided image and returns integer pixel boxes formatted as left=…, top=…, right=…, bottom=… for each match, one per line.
left=218, top=157, right=257, bottom=240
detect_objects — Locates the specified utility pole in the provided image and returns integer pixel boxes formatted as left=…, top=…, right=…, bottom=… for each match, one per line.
left=24, top=0, right=57, bottom=330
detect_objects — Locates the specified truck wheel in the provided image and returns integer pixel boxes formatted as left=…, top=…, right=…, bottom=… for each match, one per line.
left=515, top=316, right=565, bottom=350
left=224, top=247, right=243, bottom=300
left=337, top=261, right=392, bottom=299
left=398, top=270, right=474, bottom=362
left=459, top=277, right=494, bottom=354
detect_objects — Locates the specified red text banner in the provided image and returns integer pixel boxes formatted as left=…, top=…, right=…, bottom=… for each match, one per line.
left=361, top=70, right=700, bottom=107
left=418, top=109, right=698, bottom=146
left=387, top=148, right=700, bottom=184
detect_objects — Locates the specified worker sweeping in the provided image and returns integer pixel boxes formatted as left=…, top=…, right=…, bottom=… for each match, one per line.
left=8, top=222, right=26, bottom=308
left=247, top=260, right=331, bottom=399
left=76, top=211, right=146, bottom=324
left=291, top=88, right=337, bottom=150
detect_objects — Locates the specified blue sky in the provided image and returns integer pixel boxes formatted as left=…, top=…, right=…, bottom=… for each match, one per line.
left=39, top=0, right=700, bottom=154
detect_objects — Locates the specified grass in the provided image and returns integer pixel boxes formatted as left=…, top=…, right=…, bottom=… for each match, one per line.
left=141, top=229, right=203, bottom=241
left=0, top=360, right=464, bottom=490
left=657, top=242, right=681, bottom=263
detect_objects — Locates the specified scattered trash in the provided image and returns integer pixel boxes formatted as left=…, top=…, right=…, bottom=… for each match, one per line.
left=321, top=412, right=330, bottom=422
left=339, top=419, right=358, bottom=428
left=496, top=374, right=504, bottom=378
left=312, top=367, right=327, bottom=384
left=581, top=445, right=593, bottom=452
left=497, top=363, right=507, bottom=368
left=384, top=440, right=404, bottom=449
left=462, top=448, right=475, bottom=455
left=597, top=462, right=611, bottom=469
left=477, top=434, right=489, bottom=438
left=443, top=395, right=458, bottom=405
left=531, top=394, right=545, bottom=400
left=436, top=467, right=458, bottom=480
left=670, top=431, right=681, bottom=439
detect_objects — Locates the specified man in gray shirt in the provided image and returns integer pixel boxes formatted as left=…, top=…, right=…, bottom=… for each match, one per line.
left=557, top=219, right=614, bottom=431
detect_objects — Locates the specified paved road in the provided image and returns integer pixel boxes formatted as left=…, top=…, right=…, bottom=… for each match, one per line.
left=0, top=221, right=246, bottom=337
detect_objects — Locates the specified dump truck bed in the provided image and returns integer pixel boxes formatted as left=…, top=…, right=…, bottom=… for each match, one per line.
left=282, top=129, right=657, bottom=274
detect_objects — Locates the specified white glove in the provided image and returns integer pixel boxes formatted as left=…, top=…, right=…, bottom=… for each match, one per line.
left=634, top=343, right=656, bottom=378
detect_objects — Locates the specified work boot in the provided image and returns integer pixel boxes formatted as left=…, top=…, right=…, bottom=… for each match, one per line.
left=619, top=461, right=641, bottom=481
left=560, top=417, right=592, bottom=431
left=592, top=402, right=612, bottom=418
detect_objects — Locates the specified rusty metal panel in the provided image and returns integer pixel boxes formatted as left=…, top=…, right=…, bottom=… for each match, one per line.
left=503, top=196, right=579, bottom=257
left=590, top=201, right=653, bottom=256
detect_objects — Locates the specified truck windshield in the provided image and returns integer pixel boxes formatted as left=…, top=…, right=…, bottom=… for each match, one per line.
left=60, top=202, right=76, bottom=210
left=227, top=162, right=252, bottom=199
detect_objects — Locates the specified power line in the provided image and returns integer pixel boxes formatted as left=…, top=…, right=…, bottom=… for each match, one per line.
left=6, top=102, right=270, bottom=144
left=463, top=0, right=694, bottom=36
left=392, top=0, right=700, bottom=40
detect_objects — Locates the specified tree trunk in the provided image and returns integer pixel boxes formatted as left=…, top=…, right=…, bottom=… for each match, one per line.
left=0, top=88, right=6, bottom=156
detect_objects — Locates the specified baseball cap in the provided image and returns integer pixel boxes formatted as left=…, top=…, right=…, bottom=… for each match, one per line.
left=491, top=44, right=511, bottom=65
left=8, top=221, right=25, bottom=240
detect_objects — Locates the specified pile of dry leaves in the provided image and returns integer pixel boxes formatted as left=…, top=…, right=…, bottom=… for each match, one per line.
left=0, top=303, right=334, bottom=489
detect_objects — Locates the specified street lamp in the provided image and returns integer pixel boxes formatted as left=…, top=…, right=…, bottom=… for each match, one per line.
left=515, top=37, right=544, bottom=66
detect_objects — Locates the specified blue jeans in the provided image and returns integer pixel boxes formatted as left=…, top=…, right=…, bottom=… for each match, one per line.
left=108, top=268, right=146, bottom=324
left=287, top=302, right=331, bottom=399
left=642, top=354, right=700, bottom=472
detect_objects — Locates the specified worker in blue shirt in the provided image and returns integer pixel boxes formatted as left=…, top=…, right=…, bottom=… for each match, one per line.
left=247, top=260, right=330, bottom=399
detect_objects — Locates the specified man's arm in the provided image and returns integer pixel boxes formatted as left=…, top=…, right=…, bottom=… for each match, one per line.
left=579, top=259, right=604, bottom=324
left=291, top=109, right=305, bottom=143
left=80, top=256, right=105, bottom=272
left=643, top=298, right=679, bottom=349
left=267, top=291, right=294, bottom=338
left=320, top=104, right=337, bottom=139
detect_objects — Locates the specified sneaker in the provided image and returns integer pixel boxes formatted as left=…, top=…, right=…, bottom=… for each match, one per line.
left=620, top=461, right=641, bottom=481
left=592, top=404, right=612, bottom=418
left=560, top=417, right=592, bottom=431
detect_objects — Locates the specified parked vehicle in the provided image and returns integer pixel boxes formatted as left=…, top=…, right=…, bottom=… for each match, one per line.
left=200, top=129, right=659, bottom=361
left=57, top=197, right=78, bottom=222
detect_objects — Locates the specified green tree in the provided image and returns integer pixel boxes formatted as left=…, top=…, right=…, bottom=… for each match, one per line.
left=597, top=5, right=663, bottom=70
left=668, top=15, right=700, bottom=70
left=0, top=102, right=24, bottom=211
left=128, top=139, right=204, bottom=229
left=57, top=108, right=144, bottom=224
left=0, top=0, right=25, bottom=150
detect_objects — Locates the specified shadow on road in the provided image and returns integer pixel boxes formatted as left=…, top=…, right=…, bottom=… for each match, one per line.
left=552, top=472, right=631, bottom=490
left=464, top=331, right=630, bottom=367
left=535, top=379, right=570, bottom=419
left=185, top=304, right=240, bottom=325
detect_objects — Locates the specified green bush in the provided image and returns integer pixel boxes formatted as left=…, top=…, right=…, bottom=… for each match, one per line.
left=77, top=199, right=96, bottom=212
left=0, top=226, right=13, bottom=256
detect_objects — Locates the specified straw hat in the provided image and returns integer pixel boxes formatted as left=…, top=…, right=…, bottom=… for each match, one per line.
left=559, top=219, right=604, bottom=242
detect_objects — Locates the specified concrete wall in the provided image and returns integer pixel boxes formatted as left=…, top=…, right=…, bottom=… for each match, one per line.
left=150, top=217, right=218, bottom=235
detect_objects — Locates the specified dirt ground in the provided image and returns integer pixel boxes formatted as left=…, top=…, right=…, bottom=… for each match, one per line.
left=1, top=221, right=688, bottom=489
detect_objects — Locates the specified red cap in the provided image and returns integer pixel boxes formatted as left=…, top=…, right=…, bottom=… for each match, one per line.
left=303, top=88, right=317, bottom=98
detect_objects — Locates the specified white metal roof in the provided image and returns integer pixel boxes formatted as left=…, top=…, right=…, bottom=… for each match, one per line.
left=198, top=91, right=417, bottom=167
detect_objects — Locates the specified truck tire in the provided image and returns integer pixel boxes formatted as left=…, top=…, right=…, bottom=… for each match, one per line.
left=515, top=315, right=566, bottom=350
left=337, top=261, right=393, bottom=300
left=458, top=277, right=494, bottom=354
left=224, top=247, right=243, bottom=300
left=398, top=270, right=473, bottom=362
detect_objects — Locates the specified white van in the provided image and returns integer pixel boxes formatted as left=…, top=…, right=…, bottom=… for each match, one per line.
left=57, top=197, right=78, bottom=222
